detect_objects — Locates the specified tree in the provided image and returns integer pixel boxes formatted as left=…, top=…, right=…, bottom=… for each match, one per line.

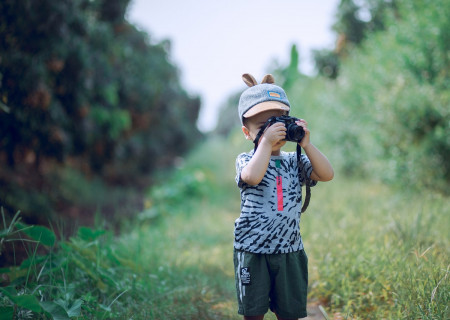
left=0, top=0, right=202, bottom=223
left=314, top=0, right=398, bottom=78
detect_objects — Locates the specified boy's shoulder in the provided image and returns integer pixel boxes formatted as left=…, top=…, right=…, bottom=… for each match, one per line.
left=236, top=150, right=253, bottom=159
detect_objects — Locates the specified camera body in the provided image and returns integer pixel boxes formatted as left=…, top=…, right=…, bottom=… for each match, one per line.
left=267, top=115, right=305, bottom=142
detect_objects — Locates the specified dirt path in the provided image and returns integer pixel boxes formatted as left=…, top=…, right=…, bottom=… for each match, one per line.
left=305, top=302, right=329, bottom=320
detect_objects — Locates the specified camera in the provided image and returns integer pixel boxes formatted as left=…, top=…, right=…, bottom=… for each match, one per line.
left=267, top=115, right=305, bottom=142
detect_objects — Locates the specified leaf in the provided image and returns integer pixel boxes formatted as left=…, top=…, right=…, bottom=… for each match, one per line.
left=0, top=287, right=16, bottom=298
left=67, top=299, right=83, bottom=317
left=0, top=101, right=10, bottom=113
left=0, top=307, right=14, bottom=320
left=16, top=223, right=56, bottom=247
left=0, top=228, right=10, bottom=237
left=44, top=298, right=82, bottom=318
left=40, top=301, right=70, bottom=320
left=77, top=227, right=106, bottom=242
left=0, top=288, right=40, bottom=314
left=19, top=255, right=47, bottom=269
left=10, top=294, right=42, bottom=312
left=99, top=304, right=111, bottom=312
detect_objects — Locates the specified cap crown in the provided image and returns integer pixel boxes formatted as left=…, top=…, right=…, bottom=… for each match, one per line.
left=238, top=74, right=290, bottom=124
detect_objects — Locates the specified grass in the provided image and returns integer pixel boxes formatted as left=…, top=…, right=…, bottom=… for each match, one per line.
left=0, top=135, right=449, bottom=319
left=303, top=177, right=449, bottom=319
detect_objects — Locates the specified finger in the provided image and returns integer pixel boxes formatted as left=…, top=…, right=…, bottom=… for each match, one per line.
left=269, top=125, right=286, bottom=133
left=271, top=122, right=286, bottom=129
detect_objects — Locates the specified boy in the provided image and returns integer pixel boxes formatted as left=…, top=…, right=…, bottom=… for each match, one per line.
left=234, top=73, right=334, bottom=320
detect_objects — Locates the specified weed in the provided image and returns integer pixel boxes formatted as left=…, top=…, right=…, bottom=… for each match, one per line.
left=1, top=136, right=448, bottom=319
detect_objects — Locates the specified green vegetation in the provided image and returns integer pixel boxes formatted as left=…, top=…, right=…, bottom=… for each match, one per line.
left=332, top=0, right=450, bottom=193
left=0, top=0, right=202, bottom=226
left=219, top=0, right=450, bottom=194
left=1, top=136, right=448, bottom=319
left=1, top=0, right=449, bottom=319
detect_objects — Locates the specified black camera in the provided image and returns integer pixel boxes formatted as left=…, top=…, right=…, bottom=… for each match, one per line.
left=267, top=115, right=305, bottom=142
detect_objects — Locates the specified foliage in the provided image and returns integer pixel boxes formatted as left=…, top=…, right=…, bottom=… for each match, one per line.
left=0, top=211, right=130, bottom=319
left=313, top=0, right=398, bottom=78
left=1, top=134, right=449, bottom=319
left=287, top=0, right=450, bottom=193
left=277, top=44, right=302, bottom=90
left=304, top=179, right=449, bottom=319
left=333, top=0, right=397, bottom=47
left=0, top=0, right=202, bottom=223
left=213, top=91, right=241, bottom=137
left=312, top=49, right=340, bottom=79
left=333, top=0, right=450, bottom=192
left=0, top=138, right=234, bottom=319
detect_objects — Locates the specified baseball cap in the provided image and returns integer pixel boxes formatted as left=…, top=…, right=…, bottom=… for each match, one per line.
left=238, top=74, right=290, bottom=125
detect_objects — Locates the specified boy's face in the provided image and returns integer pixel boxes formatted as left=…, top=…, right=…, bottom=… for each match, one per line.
left=242, top=109, right=287, bottom=153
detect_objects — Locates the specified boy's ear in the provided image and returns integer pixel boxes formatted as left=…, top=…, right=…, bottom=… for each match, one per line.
left=242, top=126, right=252, bottom=140
left=261, top=74, right=275, bottom=84
left=242, top=73, right=258, bottom=87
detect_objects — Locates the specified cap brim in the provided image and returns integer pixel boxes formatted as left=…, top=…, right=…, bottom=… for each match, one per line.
left=243, top=101, right=290, bottom=118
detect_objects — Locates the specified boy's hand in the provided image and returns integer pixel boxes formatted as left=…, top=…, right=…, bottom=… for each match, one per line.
left=241, top=122, right=287, bottom=185
left=296, top=119, right=310, bottom=148
left=295, top=118, right=335, bottom=182
left=259, top=122, right=286, bottom=147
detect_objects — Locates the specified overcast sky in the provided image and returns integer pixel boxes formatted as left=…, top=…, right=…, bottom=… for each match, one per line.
left=127, top=0, right=340, bottom=131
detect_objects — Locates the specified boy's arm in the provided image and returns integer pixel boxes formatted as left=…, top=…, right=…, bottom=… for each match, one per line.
left=241, top=123, right=286, bottom=185
left=297, top=119, right=334, bottom=182
left=303, top=143, right=334, bottom=182
left=240, top=141, right=272, bottom=185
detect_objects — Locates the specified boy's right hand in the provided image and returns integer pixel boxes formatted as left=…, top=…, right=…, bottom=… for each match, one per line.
left=242, top=122, right=287, bottom=185
left=259, top=122, right=286, bottom=147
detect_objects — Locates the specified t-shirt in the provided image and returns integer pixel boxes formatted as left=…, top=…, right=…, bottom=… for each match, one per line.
left=234, top=150, right=317, bottom=254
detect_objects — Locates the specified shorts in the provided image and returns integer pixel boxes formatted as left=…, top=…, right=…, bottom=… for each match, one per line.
left=233, top=248, right=308, bottom=319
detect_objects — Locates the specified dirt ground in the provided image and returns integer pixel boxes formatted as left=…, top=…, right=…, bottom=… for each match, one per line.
left=305, top=302, right=328, bottom=320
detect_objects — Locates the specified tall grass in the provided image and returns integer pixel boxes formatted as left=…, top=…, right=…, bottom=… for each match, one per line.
left=303, top=177, right=449, bottom=319
left=1, top=135, right=448, bottom=319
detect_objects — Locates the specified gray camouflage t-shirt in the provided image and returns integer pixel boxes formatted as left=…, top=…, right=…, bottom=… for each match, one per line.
left=234, top=150, right=317, bottom=254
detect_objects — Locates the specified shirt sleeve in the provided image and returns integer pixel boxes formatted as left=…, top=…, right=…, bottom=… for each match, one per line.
left=235, top=152, right=252, bottom=188
left=299, top=153, right=318, bottom=187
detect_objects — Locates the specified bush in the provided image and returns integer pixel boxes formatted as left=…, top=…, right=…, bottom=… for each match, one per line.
left=0, top=0, right=203, bottom=223
left=333, top=0, right=450, bottom=192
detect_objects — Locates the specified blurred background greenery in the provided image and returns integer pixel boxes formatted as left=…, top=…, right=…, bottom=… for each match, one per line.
left=216, top=0, right=449, bottom=194
left=0, top=0, right=203, bottom=230
left=0, top=0, right=449, bottom=318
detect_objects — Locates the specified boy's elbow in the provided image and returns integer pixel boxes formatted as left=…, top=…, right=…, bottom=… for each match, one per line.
left=312, top=168, right=334, bottom=182
left=242, top=175, right=262, bottom=186
left=323, top=169, right=334, bottom=181
left=241, top=172, right=262, bottom=186
left=324, top=172, right=334, bottom=181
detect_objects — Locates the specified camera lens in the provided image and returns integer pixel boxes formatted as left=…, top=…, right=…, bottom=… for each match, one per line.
left=286, top=124, right=305, bottom=142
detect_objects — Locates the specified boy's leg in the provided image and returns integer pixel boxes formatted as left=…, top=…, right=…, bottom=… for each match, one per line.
left=234, top=249, right=271, bottom=317
left=268, top=250, right=309, bottom=319
left=275, top=315, right=297, bottom=320
left=244, top=316, right=264, bottom=320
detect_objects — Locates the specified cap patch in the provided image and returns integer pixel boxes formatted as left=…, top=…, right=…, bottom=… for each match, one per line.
left=267, top=91, right=281, bottom=99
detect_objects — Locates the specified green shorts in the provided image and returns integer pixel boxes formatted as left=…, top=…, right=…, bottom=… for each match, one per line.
left=233, top=248, right=308, bottom=319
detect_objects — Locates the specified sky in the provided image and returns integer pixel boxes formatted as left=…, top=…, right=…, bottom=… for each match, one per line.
left=127, top=0, right=340, bottom=131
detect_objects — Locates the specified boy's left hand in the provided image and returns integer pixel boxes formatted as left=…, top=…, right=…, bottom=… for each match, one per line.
left=296, top=119, right=310, bottom=148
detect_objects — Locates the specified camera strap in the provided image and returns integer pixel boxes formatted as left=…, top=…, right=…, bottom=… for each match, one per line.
left=297, top=144, right=311, bottom=213
left=253, top=118, right=275, bottom=152
left=252, top=119, right=311, bottom=213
